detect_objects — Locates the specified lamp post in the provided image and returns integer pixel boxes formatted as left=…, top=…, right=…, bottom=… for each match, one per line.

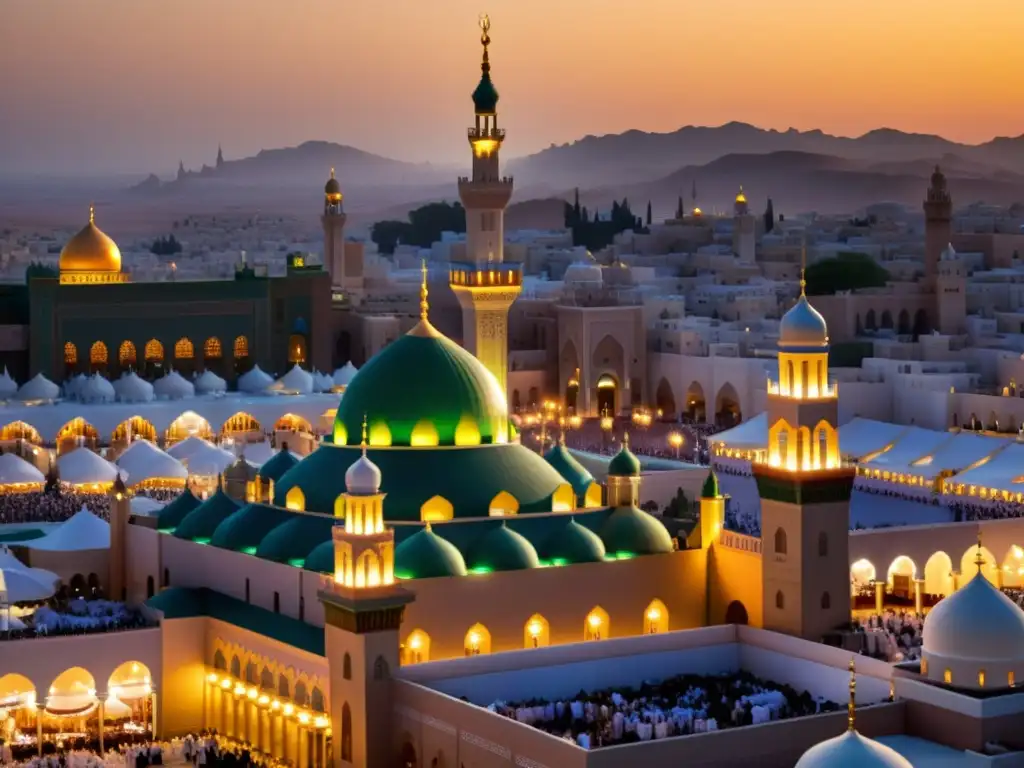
left=668, top=431, right=684, bottom=459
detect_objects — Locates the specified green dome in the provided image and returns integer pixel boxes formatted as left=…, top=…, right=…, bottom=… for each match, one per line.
left=255, top=513, right=335, bottom=565
left=173, top=488, right=241, bottom=542
left=395, top=525, right=468, bottom=580
left=607, top=440, right=641, bottom=477
left=156, top=490, right=201, bottom=531
left=599, top=506, right=673, bottom=556
left=472, top=74, right=499, bottom=115
left=468, top=521, right=539, bottom=572
left=701, top=469, right=721, bottom=499
left=544, top=441, right=595, bottom=498
left=210, top=503, right=292, bottom=552
left=304, top=540, right=334, bottom=574
left=332, top=323, right=508, bottom=447
left=258, top=448, right=300, bottom=483
left=539, top=517, right=606, bottom=564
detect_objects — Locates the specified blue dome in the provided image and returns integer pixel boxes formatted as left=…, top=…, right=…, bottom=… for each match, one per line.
left=779, top=295, right=828, bottom=349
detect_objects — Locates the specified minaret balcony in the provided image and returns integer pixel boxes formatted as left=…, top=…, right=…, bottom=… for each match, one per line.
left=766, top=378, right=837, bottom=400
left=468, top=127, right=506, bottom=141
left=450, top=261, right=522, bottom=288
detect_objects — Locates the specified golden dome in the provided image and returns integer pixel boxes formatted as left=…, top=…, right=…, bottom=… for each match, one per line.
left=60, top=207, right=122, bottom=274
left=735, top=186, right=747, bottom=205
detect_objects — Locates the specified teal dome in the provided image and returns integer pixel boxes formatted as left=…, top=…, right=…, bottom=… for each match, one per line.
left=255, top=514, right=335, bottom=565
left=469, top=521, right=539, bottom=572
left=779, top=295, right=828, bottom=349
left=472, top=74, right=499, bottom=115
left=395, top=525, right=468, bottom=580
left=701, top=470, right=721, bottom=499
left=332, top=321, right=507, bottom=447
left=173, top=488, right=241, bottom=542
left=210, top=503, right=292, bottom=552
left=304, top=540, right=334, bottom=574
left=544, top=441, right=595, bottom=498
left=258, top=448, right=300, bottom=483
left=607, top=440, right=641, bottom=477
left=156, top=490, right=201, bottom=531
left=599, top=506, right=673, bottom=556
left=540, top=518, right=606, bottom=564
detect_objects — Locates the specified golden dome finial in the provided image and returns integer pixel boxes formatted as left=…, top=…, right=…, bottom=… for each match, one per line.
left=479, top=13, right=491, bottom=73
left=420, top=258, right=429, bottom=320
left=89, top=204, right=95, bottom=225
left=330, top=167, right=335, bottom=180
left=623, top=430, right=630, bottom=449
left=848, top=657, right=857, bottom=731
left=975, top=529, right=985, bottom=572
left=361, top=413, right=368, bottom=453
left=800, top=236, right=807, bottom=297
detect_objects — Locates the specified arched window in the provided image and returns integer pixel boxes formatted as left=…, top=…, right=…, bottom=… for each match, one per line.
left=524, top=614, right=550, bottom=649
left=373, top=656, right=389, bottom=680
left=174, top=337, right=194, bottom=359
left=404, top=630, right=430, bottom=664
left=341, top=703, right=352, bottom=762
left=146, top=576, right=154, bottom=598
left=204, top=337, right=223, bottom=359
left=245, top=662, right=257, bottom=685
left=420, top=495, right=453, bottom=523
left=118, top=340, right=137, bottom=366
left=489, top=490, right=519, bottom=517
left=584, top=607, right=609, bottom=641
left=233, top=335, right=249, bottom=358
left=261, top=668, right=274, bottom=691
left=775, top=590, right=785, bottom=610
left=774, top=527, right=787, bottom=555
left=644, top=599, right=669, bottom=634
left=818, top=531, right=828, bottom=557
left=90, top=341, right=108, bottom=365
left=64, top=342, right=78, bottom=365
left=343, top=653, right=352, bottom=680
left=285, top=486, right=305, bottom=511
left=277, top=677, right=289, bottom=699
left=943, top=668, right=952, bottom=684
left=978, top=670, right=986, bottom=688
left=144, top=339, right=164, bottom=361
left=464, top=623, right=491, bottom=656
left=230, top=656, right=241, bottom=679
left=162, top=567, right=170, bottom=587
left=293, top=681, right=308, bottom=706
left=821, top=592, right=831, bottom=610
left=311, top=687, right=325, bottom=712
left=213, top=650, right=227, bottom=670
left=288, top=334, right=307, bottom=364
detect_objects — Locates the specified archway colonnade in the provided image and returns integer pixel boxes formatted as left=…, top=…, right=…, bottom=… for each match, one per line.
left=64, top=335, right=252, bottom=379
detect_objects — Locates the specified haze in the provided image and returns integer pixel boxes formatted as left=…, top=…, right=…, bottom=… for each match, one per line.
left=1, top=0, right=1022, bottom=177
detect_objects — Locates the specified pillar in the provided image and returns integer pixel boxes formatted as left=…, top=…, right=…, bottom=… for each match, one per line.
left=269, top=710, right=276, bottom=758
left=913, top=578, right=924, bottom=614
left=952, top=570, right=961, bottom=591
left=150, top=692, right=158, bottom=738
left=36, top=710, right=42, bottom=757
left=98, top=700, right=105, bottom=754
left=874, top=580, right=884, bottom=613
left=297, top=725, right=308, bottom=768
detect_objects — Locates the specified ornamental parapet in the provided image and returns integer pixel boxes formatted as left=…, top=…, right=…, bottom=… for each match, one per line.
left=449, top=262, right=522, bottom=289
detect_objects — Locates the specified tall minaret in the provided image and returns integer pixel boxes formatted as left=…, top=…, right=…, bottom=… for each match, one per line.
left=450, top=14, right=522, bottom=398
left=732, top=185, right=756, bottom=263
left=322, top=168, right=347, bottom=285
left=924, top=165, right=952, bottom=290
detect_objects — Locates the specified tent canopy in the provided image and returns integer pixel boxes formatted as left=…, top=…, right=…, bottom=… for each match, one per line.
left=28, top=507, right=110, bottom=552
left=0, top=453, right=45, bottom=487
left=115, top=439, right=188, bottom=486
left=948, top=442, right=1024, bottom=495
left=836, top=418, right=909, bottom=461
left=710, top=413, right=768, bottom=452
left=862, top=426, right=956, bottom=474
left=57, top=447, right=119, bottom=486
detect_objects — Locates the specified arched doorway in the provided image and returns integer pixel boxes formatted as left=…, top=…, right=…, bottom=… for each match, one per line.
left=399, top=739, right=418, bottom=768
left=596, top=374, right=617, bottom=416
left=591, top=334, right=625, bottom=413
left=686, top=381, right=706, bottom=422
left=714, top=383, right=741, bottom=427
left=565, top=370, right=580, bottom=414
left=880, top=310, right=894, bottom=330
left=560, top=341, right=580, bottom=411
left=897, top=309, right=911, bottom=335
left=923, top=551, right=954, bottom=596
left=655, top=378, right=676, bottom=419
left=724, top=600, right=748, bottom=625
left=865, top=309, right=877, bottom=331
left=913, top=309, right=930, bottom=338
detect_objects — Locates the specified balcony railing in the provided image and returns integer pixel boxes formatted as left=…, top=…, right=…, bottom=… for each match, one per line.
left=766, top=379, right=838, bottom=399
left=718, top=530, right=762, bottom=555
left=450, top=262, right=522, bottom=289
left=468, top=127, right=506, bottom=141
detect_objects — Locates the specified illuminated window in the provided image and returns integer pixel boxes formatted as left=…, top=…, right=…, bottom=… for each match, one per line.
left=144, top=339, right=164, bottom=361
left=204, top=337, right=222, bottom=359
left=644, top=599, right=669, bottom=634
left=174, top=337, right=194, bottom=359
left=368, top=420, right=392, bottom=447
left=774, top=527, right=787, bottom=555
left=0, top=421, right=42, bottom=443
left=275, top=413, right=312, bottom=433
left=552, top=483, right=574, bottom=512
left=288, top=334, right=307, bottom=364
left=584, top=606, right=609, bottom=641
left=464, top=623, right=491, bottom=656
left=775, top=590, right=785, bottom=610
left=489, top=491, right=519, bottom=517
left=524, top=614, right=550, bottom=648
left=222, top=412, right=261, bottom=435
left=1010, top=671, right=1016, bottom=687
left=112, top=417, right=157, bottom=443
left=978, top=670, right=986, bottom=687
left=404, top=630, right=430, bottom=664
left=233, top=336, right=249, bottom=358
left=64, top=342, right=78, bottom=365
left=583, top=482, right=603, bottom=508
left=454, top=414, right=482, bottom=446
left=90, top=341, right=108, bottom=365
left=410, top=419, right=439, bottom=447
left=943, top=668, right=952, bottom=684
left=118, top=340, right=137, bottom=365
left=285, top=486, right=305, bottom=511
left=921, top=658, right=928, bottom=675
left=420, top=495, right=454, bottom=523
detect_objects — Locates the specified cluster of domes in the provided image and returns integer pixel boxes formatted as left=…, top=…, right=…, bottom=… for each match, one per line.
left=59, top=207, right=122, bottom=274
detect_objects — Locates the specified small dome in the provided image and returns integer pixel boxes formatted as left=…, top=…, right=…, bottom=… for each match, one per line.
left=395, top=525, right=468, bottom=579
left=60, top=208, right=122, bottom=274
left=563, top=262, right=603, bottom=286
left=701, top=469, right=721, bottom=499
left=0, top=367, right=17, bottom=399
left=735, top=186, right=747, bottom=205
left=258, top=446, right=301, bottom=483
left=345, top=451, right=382, bottom=496
left=332, top=361, right=359, bottom=388
left=779, top=295, right=829, bottom=348
left=922, top=567, right=1024, bottom=663
left=543, top=440, right=595, bottom=498
left=468, top=522, right=539, bottom=572
left=540, top=518, right=606, bottom=564
left=472, top=73, right=499, bottom=115
left=940, top=243, right=957, bottom=261
left=607, top=439, right=641, bottom=477
left=599, top=506, right=673, bottom=556
left=325, top=169, right=341, bottom=197
left=795, top=730, right=912, bottom=768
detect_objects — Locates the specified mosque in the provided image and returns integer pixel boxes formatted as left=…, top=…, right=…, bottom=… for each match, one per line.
left=2, top=16, right=1024, bottom=768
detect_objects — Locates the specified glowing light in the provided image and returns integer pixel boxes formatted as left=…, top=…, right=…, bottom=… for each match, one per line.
left=600, top=415, right=613, bottom=431
left=221, top=680, right=231, bottom=690
left=258, top=695, right=270, bottom=705
left=271, top=700, right=281, bottom=710
left=283, top=704, right=294, bottom=716
left=298, top=712, right=310, bottom=725
left=409, top=634, right=422, bottom=650
left=468, top=631, right=481, bottom=648
left=647, top=608, right=661, bottom=622
left=588, top=613, right=603, bottom=629
left=315, top=716, right=330, bottom=729
left=247, top=688, right=258, bottom=700
left=528, top=621, right=543, bottom=637
left=472, top=139, right=499, bottom=157
left=668, top=432, right=683, bottom=449
left=207, top=673, right=218, bottom=684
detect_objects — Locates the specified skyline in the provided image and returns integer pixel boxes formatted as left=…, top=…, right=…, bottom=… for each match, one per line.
left=1, top=0, right=1023, bottom=176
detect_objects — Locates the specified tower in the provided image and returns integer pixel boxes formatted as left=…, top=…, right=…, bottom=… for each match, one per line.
left=936, top=243, right=966, bottom=335
left=107, top=475, right=129, bottom=602
left=698, top=469, right=725, bottom=549
left=732, top=185, right=756, bottom=263
left=449, top=14, right=522, bottom=397
left=318, top=419, right=413, bottom=768
left=924, top=165, right=952, bottom=290
left=216, top=144, right=224, bottom=169
left=322, top=168, right=347, bottom=286
left=755, top=273, right=855, bottom=641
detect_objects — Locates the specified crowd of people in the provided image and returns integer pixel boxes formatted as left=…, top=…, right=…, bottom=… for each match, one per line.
left=0, top=488, right=180, bottom=528
left=850, top=610, right=924, bottom=663
left=947, top=498, right=1024, bottom=523
left=3, top=599, right=153, bottom=641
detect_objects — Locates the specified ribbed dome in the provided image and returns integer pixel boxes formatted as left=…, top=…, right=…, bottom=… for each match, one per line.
left=469, top=522, right=539, bottom=572
left=540, top=518, right=606, bottom=564
left=155, top=490, right=201, bottom=531
left=795, top=730, right=912, bottom=768
left=599, top=506, right=673, bottom=556
left=173, top=488, right=242, bottom=542
left=607, top=440, right=641, bottom=477
left=345, top=451, right=382, bottom=496
left=60, top=209, right=122, bottom=274
left=395, top=525, right=468, bottom=580
left=779, top=295, right=829, bottom=348
left=922, top=568, right=1024, bottom=662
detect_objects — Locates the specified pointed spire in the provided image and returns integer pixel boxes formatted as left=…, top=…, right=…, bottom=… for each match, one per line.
left=974, top=529, right=985, bottom=572
left=361, top=413, right=368, bottom=455
left=89, top=204, right=95, bottom=225
left=424, top=521, right=433, bottom=532
left=419, top=258, right=429, bottom=320
left=847, top=658, right=857, bottom=732
left=330, top=167, right=336, bottom=180
left=479, top=13, right=491, bottom=76
left=623, top=431, right=630, bottom=449
left=799, top=235, right=807, bottom=297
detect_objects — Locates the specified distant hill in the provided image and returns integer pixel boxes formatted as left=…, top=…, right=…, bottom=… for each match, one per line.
left=507, top=121, right=1024, bottom=190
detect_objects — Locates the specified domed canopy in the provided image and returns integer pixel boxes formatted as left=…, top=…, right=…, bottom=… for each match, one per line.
left=701, top=469, right=721, bottom=499
left=333, top=323, right=507, bottom=447
left=173, top=487, right=242, bottom=541
left=17, top=373, right=59, bottom=402
left=544, top=440, right=595, bottom=497
left=0, top=367, right=17, bottom=399
left=210, top=503, right=292, bottom=553
left=156, top=490, right=201, bottom=530
left=238, top=365, right=274, bottom=395
left=940, top=243, right=957, bottom=261
left=114, top=372, right=154, bottom=403
left=60, top=207, right=122, bottom=274
left=275, top=364, right=313, bottom=395
left=395, top=525, right=468, bottom=579
left=468, top=522, right=539, bottom=572
left=779, top=295, right=829, bottom=349
left=795, top=730, right=912, bottom=768
left=607, top=439, right=641, bottom=477
left=258, top=447, right=301, bottom=483
left=153, top=370, right=195, bottom=400
left=332, top=362, right=358, bottom=388
left=540, top=518, right=606, bottom=564
left=194, top=369, right=227, bottom=395
left=345, top=451, right=382, bottom=496
left=325, top=168, right=341, bottom=198
left=599, top=506, right=673, bottom=556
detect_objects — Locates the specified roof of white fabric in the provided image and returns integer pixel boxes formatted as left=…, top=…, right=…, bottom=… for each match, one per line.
left=0, top=393, right=336, bottom=442
left=114, top=372, right=155, bottom=403
left=274, top=364, right=314, bottom=395
left=0, top=564, right=58, bottom=602
left=194, top=370, right=227, bottom=394
left=312, top=371, right=334, bottom=393
left=0, top=367, right=17, bottom=398
left=241, top=441, right=277, bottom=466
left=115, top=439, right=188, bottom=485
left=332, top=362, right=359, bottom=387
left=77, top=374, right=116, bottom=404
left=903, top=431, right=1011, bottom=480
left=709, top=412, right=768, bottom=451
left=57, top=447, right=119, bottom=485
left=238, top=365, right=274, bottom=394
left=17, top=373, right=59, bottom=401
left=166, top=435, right=218, bottom=461
left=178, top=441, right=236, bottom=475
left=837, top=418, right=909, bottom=460
left=0, top=453, right=46, bottom=485
left=27, top=507, right=110, bottom=551
left=153, top=371, right=195, bottom=400
left=948, top=441, right=1024, bottom=493
left=130, top=496, right=165, bottom=516
left=861, top=426, right=954, bottom=473
left=0, top=548, right=59, bottom=593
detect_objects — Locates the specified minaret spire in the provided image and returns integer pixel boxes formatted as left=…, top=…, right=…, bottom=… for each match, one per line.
left=974, top=529, right=985, bottom=572
left=479, top=13, right=491, bottom=76
left=420, top=259, right=429, bottom=320
left=847, top=658, right=857, bottom=731
left=88, top=204, right=95, bottom=225
left=361, top=413, right=368, bottom=455
left=800, top=236, right=807, bottom=297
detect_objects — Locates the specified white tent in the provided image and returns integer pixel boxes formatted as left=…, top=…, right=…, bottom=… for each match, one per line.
left=312, top=370, right=334, bottom=393
left=0, top=367, right=17, bottom=399
left=241, top=441, right=277, bottom=466
left=167, top=437, right=235, bottom=475
left=154, top=370, right=195, bottom=400
left=274, top=364, right=314, bottom=395
left=0, top=453, right=45, bottom=487
left=710, top=412, right=768, bottom=452
left=114, top=372, right=155, bottom=404
left=63, top=373, right=88, bottom=400
left=0, top=548, right=59, bottom=591
left=861, top=426, right=954, bottom=475
left=130, top=496, right=165, bottom=517
left=332, top=362, right=358, bottom=389
left=167, top=435, right=217, bottom=461
left=57, top=447, right=118, bottom=486
left=837, top=418, right=909, bottom=460
left=77, top=374, right=116, bottom=404
left=0, top=566, right=57, bottom=603
left=115, top=440, right=188, bottom=486
left=238, top=365, right=274, bottom=394
left=194, top=369, right=227, bottom=395
left=947, top=442, right=1024, bottom=496
left=17, top=373, right=59, bottom=402
left=27, top=507, right=110, bottom=552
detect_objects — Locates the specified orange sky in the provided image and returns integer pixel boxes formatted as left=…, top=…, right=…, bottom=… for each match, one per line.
left=1, top=0, right=1021, bottom=175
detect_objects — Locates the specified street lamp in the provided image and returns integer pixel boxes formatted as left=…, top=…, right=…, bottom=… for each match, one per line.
left=668, top=431, right=684, bottom=459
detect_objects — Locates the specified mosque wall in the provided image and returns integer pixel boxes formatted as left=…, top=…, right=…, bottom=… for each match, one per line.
left=126, top=523, right=162, bottom=604
left=22, top=545, right=108, bottom=594
left=160, top=616, right=207, bottom=737
left=646, top=352, right=767, bottom=425
left=707, top=545, right=763, bottom=628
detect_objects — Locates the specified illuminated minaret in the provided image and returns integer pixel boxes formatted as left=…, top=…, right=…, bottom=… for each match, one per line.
left=923, top=165, right=952, bottom=291
left=449, top=13, right=522, bottom=398
left=732, top=185, right=756, bottom=263
left=322, top=168, right=346, bottom=285
left=318, top=416, right=412, bottom=768
left=755, top=263, right=855, bottom=641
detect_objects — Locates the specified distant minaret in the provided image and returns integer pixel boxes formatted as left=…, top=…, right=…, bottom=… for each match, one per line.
left=322, top=168, right=347, bottom=284
left=177, top=161, right=186, bottom=182
left=216, top=144, right=224, bottom=169
left=450, top=14, right=521, bottom=398
left=733, top=186, right=756, bottom=263
left=691, top=179, right=698, bottom=212
left=924, top=165, right=952, bottom=290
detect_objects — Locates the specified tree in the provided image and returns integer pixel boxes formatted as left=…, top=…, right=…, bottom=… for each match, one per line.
left=805, top=252, right=890, bottom=296
left=370, top=201, right=467, bottom=255
left=676, top=195, right=684, bottom=219
left=150, top=234, right=182, bottom=256
left=646, top=200, right=652, bottom=226
left=564, top=196, right=643, bottom=251
left=763, top=198, right=775, bottom=233
left=663, top=488, right=691, bottom=519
